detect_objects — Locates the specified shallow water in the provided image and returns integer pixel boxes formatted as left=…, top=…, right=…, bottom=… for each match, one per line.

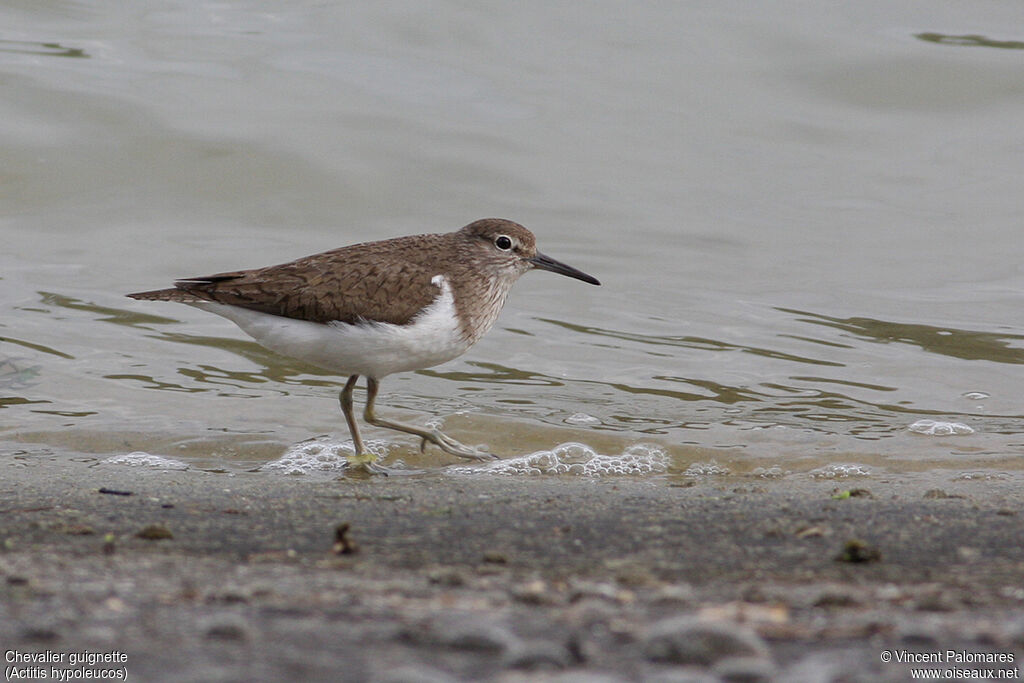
left=3, top=2, right=1023, bottom=479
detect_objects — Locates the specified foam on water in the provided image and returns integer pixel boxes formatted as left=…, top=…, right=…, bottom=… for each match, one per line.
left=98, top=452, right=190, bottom=470
left=682, top=460, right=730, bottom=477
left=448, top=442, right=668, bottom=476
left=564, top=412, right=602, bottom=426
left=908, top=419, right=975, bottom=436
left=751, top=466, right=786, bottom=479
left=260, top=438, right=391, bottom=475
left=809, top=463, right=872, bottom=479
left=954, top=471, right=1010, bottom=481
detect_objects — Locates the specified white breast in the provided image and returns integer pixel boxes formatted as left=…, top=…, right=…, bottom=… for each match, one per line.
left=189, top=275, right=472, bottom=379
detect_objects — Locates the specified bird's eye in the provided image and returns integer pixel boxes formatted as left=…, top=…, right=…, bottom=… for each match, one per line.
left=494, top=235, right=513, bottom=251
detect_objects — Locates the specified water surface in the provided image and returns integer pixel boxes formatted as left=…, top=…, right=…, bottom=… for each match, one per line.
left=2, top=2, right=1022, bottom=479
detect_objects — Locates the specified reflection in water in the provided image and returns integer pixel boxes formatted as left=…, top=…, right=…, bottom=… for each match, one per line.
left=778, top=308, right=1024, bottom=364
left=37, top=292, right=176, bottom=328
left=423, top=361, right=565, bottom=387
left=539, top=318, right=845, bottom=367
left=108, top=297, right=1024, bottom=441
left=18, top=291, right=1022, bottom=463
left=5, top=0, right=1024, bottom=479
left=151, top=333, right=338, bottom=385
left=0, top=396, right=51, bottom=410
left=0, top=358, right=43, bottom=389
left=527, top=310, right=1024, bottom=439
left=915, top=33, right=1024, bottom=51
left=0, top=334, right=73, bottom=360
left=0, top=39, right=88, bottom=58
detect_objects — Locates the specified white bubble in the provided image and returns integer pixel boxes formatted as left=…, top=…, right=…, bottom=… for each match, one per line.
left=565, top=412, right=601, bottom=426
left=449, top=442, right=668, bottom=477
left=908, top=419, right=974, bottom=436
left=260, top=438, right=390, bottom=475
left=953, top=471, right=1009, bottom=481
left=682, top=461, right=730, bottom=477
left=98, top=452, right=190, bottom=470
left=751, top=466, right=785, bottom=479
left=809, top=463, right=871, bottom=479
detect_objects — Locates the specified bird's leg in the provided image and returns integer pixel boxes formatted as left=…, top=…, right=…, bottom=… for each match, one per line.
left=363, top=377, right=496, bottom=461
left=339, top=375, right=364, bottom=454
left=338, top=374, right=390, bottom=474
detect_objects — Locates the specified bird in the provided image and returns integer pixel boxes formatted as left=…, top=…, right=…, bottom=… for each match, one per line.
left=127, top=218, right=600, bottom=474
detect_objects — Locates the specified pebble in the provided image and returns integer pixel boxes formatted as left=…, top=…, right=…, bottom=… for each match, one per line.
left=531, top=673, right=628, bottom=683
left=643, top=669, right=719, bottom=683
left=203, top=614, right=249, bottom=641
left=136, top=524, right=174, bottom=541
left=426, top=567, right=466, bottom=587
left=374, top=665, right=459, bottom=683
left=502, top=639, right=573, bottom=671
left=403, top=613, right=518, bottom=654
left=712, top=655, right=776, bottom=682
left=511, top=579, right=561, bottom=605
left=642, top=617, right=769, bottom=666
left=652, top=583, right=696, bottom=605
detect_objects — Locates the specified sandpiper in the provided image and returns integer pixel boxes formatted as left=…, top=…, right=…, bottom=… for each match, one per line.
left=128, top=218, right=600, bottom=473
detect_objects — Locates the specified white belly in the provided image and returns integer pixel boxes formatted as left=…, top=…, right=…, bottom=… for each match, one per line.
left=189, top=275, right=471, bottom=379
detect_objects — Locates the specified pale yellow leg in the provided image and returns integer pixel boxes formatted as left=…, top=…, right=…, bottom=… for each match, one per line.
left=363, top=377, right=495, bottom=461
left=338, top=374, right=388, bottom=473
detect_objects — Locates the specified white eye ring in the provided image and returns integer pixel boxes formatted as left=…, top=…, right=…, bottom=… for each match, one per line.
left=494, top=235, right=513, bottom=251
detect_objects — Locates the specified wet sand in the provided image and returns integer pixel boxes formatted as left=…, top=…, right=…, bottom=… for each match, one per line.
left=1, top=459, right=1023, bottom=682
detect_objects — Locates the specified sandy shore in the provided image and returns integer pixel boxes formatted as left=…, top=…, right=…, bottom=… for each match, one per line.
left=1, top=458, right=1023, bottom=682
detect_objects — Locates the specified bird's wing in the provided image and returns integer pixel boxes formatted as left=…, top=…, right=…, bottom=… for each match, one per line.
left=129, top=241, right=443, bottom=326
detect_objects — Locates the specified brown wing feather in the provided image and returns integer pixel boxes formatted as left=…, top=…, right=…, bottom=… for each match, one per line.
left=128, top=234, right=449, bottom=326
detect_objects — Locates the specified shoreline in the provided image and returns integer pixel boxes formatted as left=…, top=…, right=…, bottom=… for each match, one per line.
left=1, top=458, right=1023, bottom=681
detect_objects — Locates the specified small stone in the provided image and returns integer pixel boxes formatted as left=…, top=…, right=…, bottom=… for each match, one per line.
left=643, top=617, right=769, bottom=665
left=645, top=671, right=719, bottom=683
left=713, top=655, right=776, bottom=683
left=834, top=539, right=881, bottom=563
left=813, top=588, right=861, bottom=608
left=794, top=525, right=829, bottom=539
left=652, top=583, right=696, bottom=605
left=569, top=580, right=620, bottom=603
left=923, top=489, right=965, bottom=499
left=643, top=670, right=719, bottom=683
left=482, top=550, right=508, bottom=564
left=539, top=674, right=629, bottom=683
left=426, top=567, right=466, bottom=587
left=376, top=666, right=459, bottom=683
left=21, top=625, right=60, bottom=642
left=913, top=589, right=957, bottom=612
left=102, top=533, right=116, bottom=555
left=503, top=640, right=572, bottom=670
left=204, top=615, right=248, bottom=641
left=405, top=614, right=518, bottom=654
left=332, top=523, right=357, bottom=554
left=136, top=525, right=173, bottom=541
left=98, top=487, right=133, bottom=496
left=511, top=579, right=560, bottom=605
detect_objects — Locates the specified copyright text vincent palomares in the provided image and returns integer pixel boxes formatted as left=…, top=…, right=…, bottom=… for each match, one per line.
left=5, top=651, right=128, bottom=681
left=881, top=649, right=1019, bottom=679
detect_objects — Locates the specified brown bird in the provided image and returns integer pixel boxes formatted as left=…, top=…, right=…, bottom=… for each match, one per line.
left=128, top=218, right=600, bottom=474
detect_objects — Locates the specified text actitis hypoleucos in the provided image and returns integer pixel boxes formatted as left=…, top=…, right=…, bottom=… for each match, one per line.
left=128, top=218, right=600, bottom=474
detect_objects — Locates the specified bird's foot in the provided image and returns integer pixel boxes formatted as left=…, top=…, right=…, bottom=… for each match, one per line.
left=345, top=451, right=386, bottom=476
left=344, top=452, right=423, bottom=476
left=419, top=429, right=497, bottom=461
